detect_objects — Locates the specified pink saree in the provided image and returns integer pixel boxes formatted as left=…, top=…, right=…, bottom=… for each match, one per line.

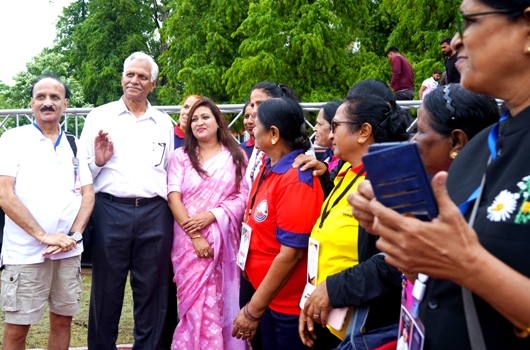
left=167, top=147, right=248, bottom=350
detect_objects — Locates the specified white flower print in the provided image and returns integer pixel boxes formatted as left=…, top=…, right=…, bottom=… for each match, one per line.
left=487, top=190, right=518, bottom=222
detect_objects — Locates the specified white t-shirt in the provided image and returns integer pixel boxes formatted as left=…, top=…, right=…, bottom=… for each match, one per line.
left=0, top=125, right=92, bottom=264
left=79, top=98, right=174, bottom=199
left=421, top=76, right=438, bottom=99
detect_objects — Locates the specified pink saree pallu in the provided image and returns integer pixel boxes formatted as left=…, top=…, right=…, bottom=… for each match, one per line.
left=168, top=147, right=248, bottom=350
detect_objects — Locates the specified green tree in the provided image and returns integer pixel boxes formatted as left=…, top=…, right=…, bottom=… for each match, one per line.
left=65, top=0, right=163, bottom=106
left=158, top=0, right=251, bottom=105
left=380, top=0, right=461, bottom=96
left=1, top=50, right=87, bottom=109
left=224, top=0, right=369, bottom=102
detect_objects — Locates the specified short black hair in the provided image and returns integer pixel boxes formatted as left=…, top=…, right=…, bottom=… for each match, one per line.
left=434, top=69, right=443, bottom=75
left=384, top=46, right=400, bottom=56
left=440, top=37, right=452, bottom=45
left=30, top=71, right=71, bottom=99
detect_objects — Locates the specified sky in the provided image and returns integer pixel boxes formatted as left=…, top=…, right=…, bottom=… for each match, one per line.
left=0, top=0, right=74, bottom=86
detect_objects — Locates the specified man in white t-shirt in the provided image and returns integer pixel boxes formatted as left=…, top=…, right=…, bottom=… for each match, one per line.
left=419, top=69, right=442, bottom=100
left=0, top=73, right=94, bottom=349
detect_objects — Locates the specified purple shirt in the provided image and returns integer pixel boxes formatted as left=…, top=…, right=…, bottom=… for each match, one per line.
left=389, top=55, right=414, bottom=92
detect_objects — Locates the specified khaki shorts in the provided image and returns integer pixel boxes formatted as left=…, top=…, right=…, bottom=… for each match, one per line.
left=1, top=255, right=82, bottom=325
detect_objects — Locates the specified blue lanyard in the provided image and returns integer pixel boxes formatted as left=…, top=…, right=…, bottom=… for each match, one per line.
left=458, top=111, right=509, bottom=215
left=33, top=122, right=63, bottom=150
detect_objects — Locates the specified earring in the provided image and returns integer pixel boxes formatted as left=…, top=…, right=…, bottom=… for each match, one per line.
left=450, top=151, right=459, bottom=159
left=357, top=138, right=365, bottom=144
left=271, top=139, right=276, bottom=145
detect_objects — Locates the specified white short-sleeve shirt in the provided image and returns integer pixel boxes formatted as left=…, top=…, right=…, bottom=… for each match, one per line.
left=0, top=125, right=92, bottom=264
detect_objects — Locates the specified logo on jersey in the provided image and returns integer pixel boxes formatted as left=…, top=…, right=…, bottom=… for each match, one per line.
left=254, top=200, right=268, bottom=222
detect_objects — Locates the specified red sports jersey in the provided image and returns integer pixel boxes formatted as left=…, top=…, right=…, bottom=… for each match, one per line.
left=245, top=149, right=324, bottom=315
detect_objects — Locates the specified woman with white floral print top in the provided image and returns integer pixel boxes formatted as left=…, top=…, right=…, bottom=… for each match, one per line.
left=348, top=0, right=530, bottom=348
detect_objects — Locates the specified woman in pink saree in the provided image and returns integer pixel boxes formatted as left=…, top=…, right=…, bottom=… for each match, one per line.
left=167, top=98, right=249, bottom=350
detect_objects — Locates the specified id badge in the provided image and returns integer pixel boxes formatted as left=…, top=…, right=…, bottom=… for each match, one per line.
left=73, top=157, right=81, bottom=196
left=397, top=305, right=425, bottom=350
left=398, top=277, right=426, bottom=350
left=236, top=223, right=252, bottom=270
left=299, top=238, right=319, bottom=309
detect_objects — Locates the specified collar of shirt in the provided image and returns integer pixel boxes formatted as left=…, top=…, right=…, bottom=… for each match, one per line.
left=174, top=124, right=185, bottom=138
left=117, top=97, right=162, bottom=124
left=264, top=148, right=314, bottom=187
left=337, top=162, right=365, bottom=177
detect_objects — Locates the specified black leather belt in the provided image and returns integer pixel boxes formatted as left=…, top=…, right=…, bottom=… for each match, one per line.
left=99, top=192, right=163, bottom=207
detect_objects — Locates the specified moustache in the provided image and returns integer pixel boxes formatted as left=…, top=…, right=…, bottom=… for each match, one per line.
left=40, top=106, right=55, bottom=112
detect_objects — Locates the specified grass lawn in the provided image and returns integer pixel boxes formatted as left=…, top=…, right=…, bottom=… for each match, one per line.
left=0, top=268, right=135, bottom=348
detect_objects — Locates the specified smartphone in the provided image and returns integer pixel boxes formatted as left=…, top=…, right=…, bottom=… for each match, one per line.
left=362, top=142, right=438, bottom=221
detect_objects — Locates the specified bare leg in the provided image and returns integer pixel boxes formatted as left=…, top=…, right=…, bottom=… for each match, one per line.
left=3, top=323, right=30, bottom=350
left=48, top=312, right=72, bottom=350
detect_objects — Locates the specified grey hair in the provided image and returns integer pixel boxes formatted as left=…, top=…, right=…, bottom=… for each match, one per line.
left=123, top=52, right=159, bottom=82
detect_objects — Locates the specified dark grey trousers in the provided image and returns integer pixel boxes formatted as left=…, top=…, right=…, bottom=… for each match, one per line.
left=88, top=194, right=174, bottom=350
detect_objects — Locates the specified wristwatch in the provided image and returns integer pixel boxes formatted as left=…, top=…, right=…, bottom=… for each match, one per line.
left=68, top=231, right=83, bottom=244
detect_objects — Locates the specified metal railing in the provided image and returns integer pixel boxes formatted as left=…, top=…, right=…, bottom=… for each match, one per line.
left=0, top=101, right=423, bottom=138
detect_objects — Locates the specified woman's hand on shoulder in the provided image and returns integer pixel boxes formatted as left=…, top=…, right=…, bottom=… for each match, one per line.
left=292, top=154, right=327, bottom=177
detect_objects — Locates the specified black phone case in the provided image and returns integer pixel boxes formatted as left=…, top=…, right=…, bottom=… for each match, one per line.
left=362, top=142, right=438, bottom=221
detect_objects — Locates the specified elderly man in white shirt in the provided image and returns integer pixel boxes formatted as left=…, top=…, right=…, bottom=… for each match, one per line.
left=80, top=52, right=174, bottom=350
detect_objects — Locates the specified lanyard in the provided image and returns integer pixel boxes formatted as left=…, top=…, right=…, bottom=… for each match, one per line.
left=246, top=167, right=268, bottom=220
left=249, top=150, right=265, bottom=183
left=319, top=166, right=365, bottom=228
left=458, top=110, right=509, bottom=215
left=33, top=122, right=63, bottom=150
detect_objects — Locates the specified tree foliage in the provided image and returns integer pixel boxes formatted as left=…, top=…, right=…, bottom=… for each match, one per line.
left=2, top=0, right=464, bottom=117
left=224, top=0, right=369, bottom=102
left=158, top=0, right=251, bottom=105
left=0, top=50, right=87, bottom=109
left=64, top=0, right=163, bottom=106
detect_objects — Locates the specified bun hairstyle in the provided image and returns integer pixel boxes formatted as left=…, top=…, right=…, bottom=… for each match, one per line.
left=344, top=93, right=410, bottom=143
left=346, top=78, right=414, bottom=127
left=423, top=84, right=500, bottom=139
left=251, top=81, right=299, bottom=102
left=257, top=97, right=310, bottom=151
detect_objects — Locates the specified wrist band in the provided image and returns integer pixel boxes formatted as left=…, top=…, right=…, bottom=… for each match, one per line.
left=191, top=234, right=202, bottom=239
left=40, top=233, right=49, bottom=244
left=243, top=303, right=262, bottom=321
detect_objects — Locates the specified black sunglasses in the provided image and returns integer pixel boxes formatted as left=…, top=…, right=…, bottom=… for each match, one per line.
left=457, top=9, right=516, bottom=38
left=330, top=120, right=359, bottom=133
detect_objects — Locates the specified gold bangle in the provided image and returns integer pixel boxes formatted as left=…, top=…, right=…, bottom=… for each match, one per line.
left=514, top=326, right=530, bottom=339
left=191, top=234, right=202, bottom=239
left=39, top=233, right=49, bottom=244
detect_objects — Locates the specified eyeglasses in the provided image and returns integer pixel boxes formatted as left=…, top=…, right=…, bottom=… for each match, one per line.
left=457, top=9, right=515, bottom=38
left=331, top=120, right=359, bottom=133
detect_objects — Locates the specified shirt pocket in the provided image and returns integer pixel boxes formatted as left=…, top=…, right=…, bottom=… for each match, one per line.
left=1, top=270, right=21, bottom=312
